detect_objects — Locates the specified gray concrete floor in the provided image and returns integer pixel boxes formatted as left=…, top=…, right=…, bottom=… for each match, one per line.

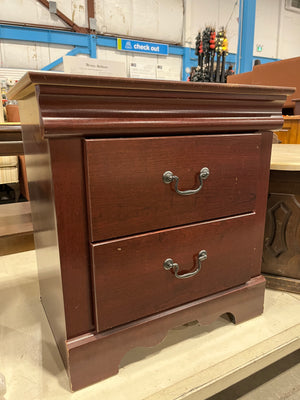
left=208, top=349, right=300, bottom=400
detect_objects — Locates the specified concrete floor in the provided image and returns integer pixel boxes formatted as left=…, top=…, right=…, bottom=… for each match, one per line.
left=0, top=250, right=299, bottom=399
left=208, top=350, right=300, bottom=400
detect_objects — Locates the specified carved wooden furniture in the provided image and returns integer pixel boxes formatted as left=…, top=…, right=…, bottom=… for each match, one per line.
left=3, top=110, right=30, bottom=201
left=0, top=201, right=33, bottom=256
left=276, top=116, right=300, bottom=144
left=228, top=57, right=299, bottom=114
left=0, top=124, right=23, bottom=156
left=8, top=72, right=293, bottom=391
left=0, top=125, right=22, bottom=202
left=0, top=99, right=4, bottom=123
left=262, top=144, right=300, bottom=293
left=295, top=99, right=300, bottom=115
left=0, top=154, right=20, bottom=202
left=0, top=124, right=26, bottom=201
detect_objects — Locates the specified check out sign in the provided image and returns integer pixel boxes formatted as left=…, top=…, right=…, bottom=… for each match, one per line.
left=117, top=38, right=168, bottom=55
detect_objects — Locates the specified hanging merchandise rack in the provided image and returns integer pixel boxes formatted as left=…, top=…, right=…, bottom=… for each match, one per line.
left=190, top=27, right=233, bottom=83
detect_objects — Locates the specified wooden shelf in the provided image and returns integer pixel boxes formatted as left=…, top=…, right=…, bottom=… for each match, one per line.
left=271, top=144, right=300, bottom=171
left=0, top=202, right=33, bottom=255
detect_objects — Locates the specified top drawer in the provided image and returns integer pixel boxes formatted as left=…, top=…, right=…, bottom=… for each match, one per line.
left=85, top=134, right=261, bottom=242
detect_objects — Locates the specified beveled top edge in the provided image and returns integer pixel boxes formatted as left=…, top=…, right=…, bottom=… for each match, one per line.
left=8, top=71, right=295, bottom=100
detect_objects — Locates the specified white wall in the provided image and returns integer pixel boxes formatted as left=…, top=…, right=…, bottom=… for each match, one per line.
left=0, top=0, right=87, bottom=28
left=0, top=40, right=73, bottom=70
left=253, top=0, right=280, bottom=59
left=184, top=0, right=239, bottom=54
left=254, top=0, right=300, bottom=59
left=95, top=0, right=183, bottom=43
left=277, top=0, right=300, bottom=59
left=0, top=0, right=183, bottom=43
left=0, top=0, right=183, bottom=77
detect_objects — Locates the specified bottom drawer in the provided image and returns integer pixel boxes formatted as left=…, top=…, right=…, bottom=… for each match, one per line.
left=91, top=213, right=259, bottom=332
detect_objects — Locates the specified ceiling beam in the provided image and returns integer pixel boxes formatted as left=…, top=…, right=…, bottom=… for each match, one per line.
left=36, top=0, right=89, bottom=34
left=87, top=0, right=95, bottom=32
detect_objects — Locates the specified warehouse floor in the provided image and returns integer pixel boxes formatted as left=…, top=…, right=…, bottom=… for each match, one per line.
left=208, top=350, right=300, bottom=400
left=0, top=250, right=299, bottom=400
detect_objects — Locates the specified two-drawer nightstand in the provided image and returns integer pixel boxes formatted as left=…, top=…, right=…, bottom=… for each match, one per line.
left=8, top=73, right=293, bottom=391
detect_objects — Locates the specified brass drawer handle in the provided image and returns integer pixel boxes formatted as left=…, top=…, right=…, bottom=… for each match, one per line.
left=163, top=250, right=207, bottom=279
left=162, top=168, right=209, bottom=196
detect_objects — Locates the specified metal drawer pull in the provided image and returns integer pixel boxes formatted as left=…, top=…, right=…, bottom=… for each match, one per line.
left=162, top=168, right=210, bottom=196
left=163, top=250, right=207, bottom=279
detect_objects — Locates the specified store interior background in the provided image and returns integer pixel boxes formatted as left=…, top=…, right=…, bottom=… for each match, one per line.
left=0, top=0, right=300, bottom=81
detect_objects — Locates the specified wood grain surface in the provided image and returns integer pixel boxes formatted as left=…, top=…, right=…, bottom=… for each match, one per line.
left=18, top=94, right=68, bottom=364
left=264, top=273, right=300, bottom=294
left=85, top=134, right=261, bottom=242
left=92, top=213, right=257, bottom=331
left=9, top=72, right=289, bottom=391
left=227, top=57, right=298, bottom=108
left=49, top=138, right=95, bottom=337
left=275, top=117, right=300, bottom=145
left=67, top=275, right=266, bottom=391
left=0, top=202, right=32, bottom=237
left=0, top=124, right=23, bottom=155
left=271, top=144, right=300, bottom=170
left=8, top=71, right=293, bottom=138
left=263, top=171, right=300, bottom=281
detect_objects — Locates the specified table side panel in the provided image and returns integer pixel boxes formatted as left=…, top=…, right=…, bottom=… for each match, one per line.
left=48, top=138, right=94, bottom=338
left=17, top=95, right=68, bottom=363
left=251, top=131, right=273, bottom=277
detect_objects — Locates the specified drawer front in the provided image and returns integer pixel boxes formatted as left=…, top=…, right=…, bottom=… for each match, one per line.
left=85, top=134, right=261, bottom=242
left=91, top=213, right=258, bottom=332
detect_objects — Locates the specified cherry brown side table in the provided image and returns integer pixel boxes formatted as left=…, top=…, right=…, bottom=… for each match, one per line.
left=8, top=73, right=293, bottom=391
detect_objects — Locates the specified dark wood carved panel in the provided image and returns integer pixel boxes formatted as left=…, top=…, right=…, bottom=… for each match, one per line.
left=269, top=170, right=300, bottom=195
left=263, top=193, right=300, bottom=279
left=265, top=200, right=292, bottom=257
